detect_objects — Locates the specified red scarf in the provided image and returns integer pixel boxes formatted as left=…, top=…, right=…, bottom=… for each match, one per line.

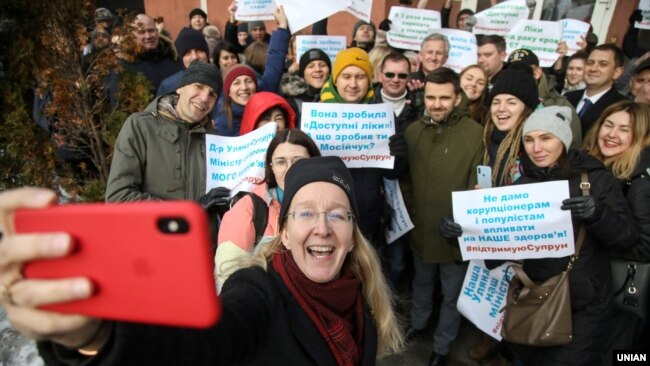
left=273, top=251, right=364, bottom=366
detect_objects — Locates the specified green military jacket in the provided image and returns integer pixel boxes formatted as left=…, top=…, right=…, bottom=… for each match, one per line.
left=106, top=95, right=208, bottom=202
left=401, top=109, right=484, bottom=263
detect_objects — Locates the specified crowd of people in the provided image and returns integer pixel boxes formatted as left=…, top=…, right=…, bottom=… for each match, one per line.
left=2, top=1, right=650, bottom=366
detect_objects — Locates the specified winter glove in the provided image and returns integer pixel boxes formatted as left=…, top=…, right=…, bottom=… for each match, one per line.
left=389, top=133, right=408, bottom=157
left=630, top=9, right=643, bottom=24
left=440, top=217, right=462, bottom=248
left=561, top=196, right=603, bottom=223
left=199, top=187, right=231, bottom=211
left=378, top=19, right=392, bottom=31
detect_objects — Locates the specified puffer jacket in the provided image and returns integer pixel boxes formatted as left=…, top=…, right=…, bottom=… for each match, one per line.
left=239, top=91, right=296, bottom=135
left=105, top=94, right=207, bottom=202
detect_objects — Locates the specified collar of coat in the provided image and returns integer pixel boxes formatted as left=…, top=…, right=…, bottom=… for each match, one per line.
left=156, top=94, right=208, bottom=128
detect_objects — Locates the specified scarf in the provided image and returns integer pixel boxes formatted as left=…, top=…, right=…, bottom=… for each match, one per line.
left=272, top=251, right=364, bottom=366
left=320, top=75, right=374, bottom=104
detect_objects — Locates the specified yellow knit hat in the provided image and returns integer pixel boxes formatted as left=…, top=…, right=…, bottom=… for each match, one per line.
left=332, top=47, right=373, bottom=83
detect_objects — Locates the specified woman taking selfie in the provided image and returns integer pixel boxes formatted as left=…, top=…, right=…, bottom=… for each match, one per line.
left=0, top=156, right=403, bottom=365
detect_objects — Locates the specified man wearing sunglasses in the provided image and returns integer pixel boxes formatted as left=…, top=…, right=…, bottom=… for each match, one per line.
left=373, top=52, right=423, bottom=142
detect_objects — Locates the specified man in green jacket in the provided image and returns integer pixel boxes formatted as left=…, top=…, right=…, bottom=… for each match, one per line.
left=401, top=68, right=484, bottom=366
left=106, top=61, right=222, bottom=202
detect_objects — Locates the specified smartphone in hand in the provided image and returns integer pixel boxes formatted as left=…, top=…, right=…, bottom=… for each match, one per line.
left=477, top=165, right=492, bottom=189
left=15, top=201, right=220, bottom=328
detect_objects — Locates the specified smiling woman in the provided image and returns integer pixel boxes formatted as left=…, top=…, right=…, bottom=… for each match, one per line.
left=0, top=157, right=404, bottom=365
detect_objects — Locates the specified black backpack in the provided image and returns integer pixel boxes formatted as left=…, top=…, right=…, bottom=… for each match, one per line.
left=231, top=192, right=269, bottom=247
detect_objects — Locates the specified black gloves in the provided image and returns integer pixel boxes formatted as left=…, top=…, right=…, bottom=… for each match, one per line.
left=389, top=133, right=408, bottom=157
left=561, top=196, right=603, bottom=223
left=630, top=9, right=642, bottom=24
left=440, top=217, right=463, bottom=239
left=439, top=217, right=462, bottom=248
left=199, top=187, right=231, bottom=211
left=378, top=19, right=392, bottom=31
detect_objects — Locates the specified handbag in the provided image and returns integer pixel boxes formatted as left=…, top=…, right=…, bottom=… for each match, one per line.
left=610, top=259, right=650, bottom=319
left=500, top=173, right=589, bottom=346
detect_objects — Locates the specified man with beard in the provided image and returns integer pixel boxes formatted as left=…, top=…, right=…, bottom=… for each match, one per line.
left=401, top=67, right=483, bottom=366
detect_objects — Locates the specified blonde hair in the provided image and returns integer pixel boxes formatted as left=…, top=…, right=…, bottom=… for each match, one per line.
left=483, top=105, right=533, bottom=186
left=368, top=45, right=393, bottom=83
left=584, top=100, right=650, bottom=180
left=240, top=226, right=404, bottom=358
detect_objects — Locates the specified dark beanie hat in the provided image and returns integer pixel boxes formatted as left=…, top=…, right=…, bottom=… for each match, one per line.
left=298, top=49, right=332, bottom=78
left=279, top=156, right=359, bottom=227
left=489, top=68, right=539, bottom=110
left=178, top=60, right=223, bottom=96
left=175, top=27, right=209, bottom=62
left=189, top=8, right=207, bottom=20
left=248, top=21, right=265, bottom=32
left=237, top=22, right=249, bottom=33
left=222, top=64, right=258, bottom=98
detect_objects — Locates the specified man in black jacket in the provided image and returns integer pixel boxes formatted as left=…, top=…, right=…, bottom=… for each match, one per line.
left=564, top=44, right=626, bottom=136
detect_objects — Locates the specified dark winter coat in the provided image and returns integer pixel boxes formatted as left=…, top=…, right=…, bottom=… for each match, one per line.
left=616, top=147, right=650, bottom=261
left=38, top=266, right=378, bottom=366
left=565, top=87, right=627, bottom=136
left=509, top=150, right=638, bottom=365
left=120, top=37, right=181, bottom=93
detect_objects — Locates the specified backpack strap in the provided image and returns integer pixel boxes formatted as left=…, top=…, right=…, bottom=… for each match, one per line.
left=247, top=193, right=269, bottom=247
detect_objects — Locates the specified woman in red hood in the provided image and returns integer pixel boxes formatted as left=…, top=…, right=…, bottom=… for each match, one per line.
left=239, top=91, right=296, bottom=135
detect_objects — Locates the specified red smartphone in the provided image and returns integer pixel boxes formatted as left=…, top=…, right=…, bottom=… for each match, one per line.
left=14, top=201, right=220, bottom=328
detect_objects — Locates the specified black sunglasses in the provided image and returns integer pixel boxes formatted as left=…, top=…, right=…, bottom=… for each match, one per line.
left=383, top=72, right=409, bottom=80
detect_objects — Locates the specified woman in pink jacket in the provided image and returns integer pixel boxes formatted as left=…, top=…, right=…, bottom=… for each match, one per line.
left=215, top=129, right=320, bottom=289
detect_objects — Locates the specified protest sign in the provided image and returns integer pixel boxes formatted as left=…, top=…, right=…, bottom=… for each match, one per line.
left=296, top=36, right=346, bottom=65
left=430, top=28, right=477, bottom=73
left=473, top=0, right=529, bottom=36
left=235, top=0, right=276, bottom=21
left=505, top=20, right=562, bottom=67
left=451, top=181, right=575, bottom=260
left=636, top=0, right=650, bottom=30
left=275, top=0, right=351, bottom=33
left=205, top=123, right=276, bottom=195
left=301, top=103, right=395, bottom=169
left=560, top=19, right=590, bottom=56
left=346, top=0, right=373, bottom=23
left=383, top=178, right=414, bottom=244
left=386, top=7, right=441, bottom=51
left=457, top=260, right=518, bottom=340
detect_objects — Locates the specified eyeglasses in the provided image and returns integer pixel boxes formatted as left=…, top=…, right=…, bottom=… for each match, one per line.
left=286, top=209, right=355, bottom=225
left=270, top=156, right=307, bottom=170
left=383, top=72, right=409, bottom=80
